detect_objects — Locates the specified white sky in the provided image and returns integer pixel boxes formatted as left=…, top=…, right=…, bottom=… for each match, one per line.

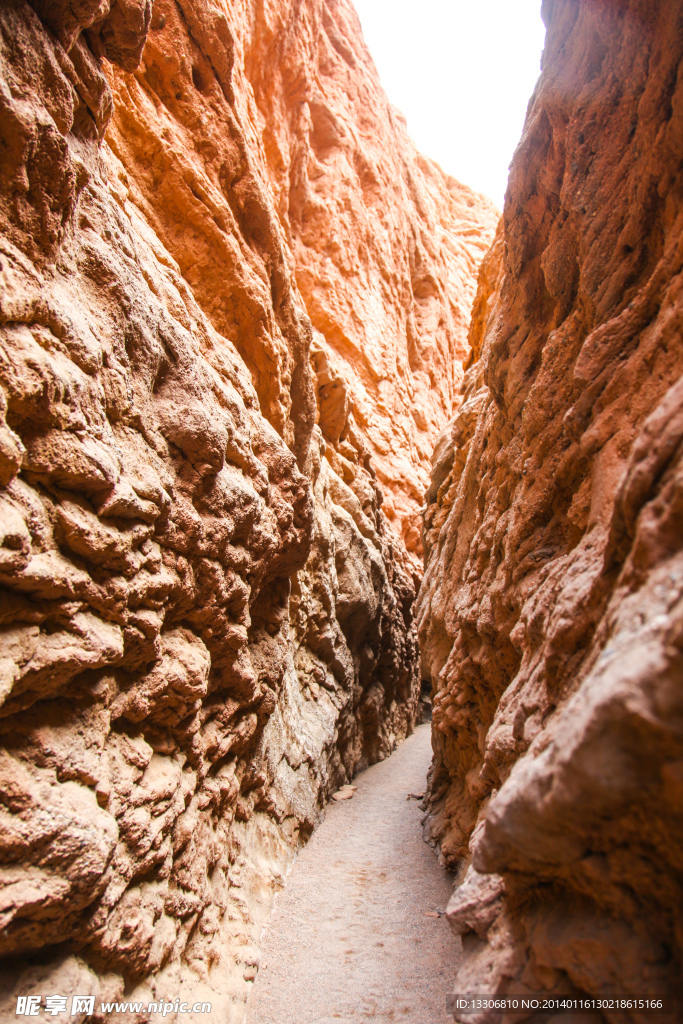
left=351, top=0, right=547, bottom=209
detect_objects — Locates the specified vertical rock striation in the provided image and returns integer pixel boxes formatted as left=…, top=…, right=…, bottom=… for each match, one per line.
left=239, top=0, right=499, bottom=562
left=0, top=0, right=494, bottom=1018
left=418, top=0, right=683, bottom=1013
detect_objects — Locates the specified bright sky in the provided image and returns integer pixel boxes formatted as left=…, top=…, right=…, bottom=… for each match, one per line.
left=351, top=0, right=547, bottom=209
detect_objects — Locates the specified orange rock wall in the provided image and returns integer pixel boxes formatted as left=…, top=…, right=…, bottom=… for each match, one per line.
left=239, top=0, right=499, bottom=559
left=418, top=0, right=683, bottom=1011
left=0, top=0, right=494, bottom=1018
left=105, top=0, right=497, bottom=566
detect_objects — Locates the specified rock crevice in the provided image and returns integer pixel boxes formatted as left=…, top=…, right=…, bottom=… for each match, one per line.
left=0, top=0, right=495, bottom=1017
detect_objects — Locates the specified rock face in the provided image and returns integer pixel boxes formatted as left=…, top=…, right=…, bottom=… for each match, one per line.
left=234, top=0, right=498, bottom=561
left=418, top=0, right=683, bottom=1012
left=0, top=0, right=494, bottom=1018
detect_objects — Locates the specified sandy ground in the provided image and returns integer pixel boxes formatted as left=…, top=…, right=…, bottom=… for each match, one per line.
left=246, top=723, right=460, bottom=1024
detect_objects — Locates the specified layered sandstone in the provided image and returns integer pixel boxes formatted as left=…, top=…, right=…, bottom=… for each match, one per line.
left=418, top=0, right=683, bottom=1013
left=0, top=0, right=493, bottom=1019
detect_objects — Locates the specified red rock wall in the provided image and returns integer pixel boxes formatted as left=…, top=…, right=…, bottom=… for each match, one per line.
left=237, top=0, right=498, bottom=561
left=418, top=0, right=683, bottom=1012
left=0, top=0, right=494, bottom=1017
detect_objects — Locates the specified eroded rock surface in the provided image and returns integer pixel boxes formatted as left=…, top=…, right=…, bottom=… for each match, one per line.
left=418, top=0, right=683, bottom=1014
left=0, top=0, right=493, bottom=1019
left=236, top=0, right=499, bottom=562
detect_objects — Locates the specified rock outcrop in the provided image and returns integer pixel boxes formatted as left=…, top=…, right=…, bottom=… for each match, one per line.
left=0, top=0, right=494, bottom=1018
left=418, top=0, right=683, bottom=1013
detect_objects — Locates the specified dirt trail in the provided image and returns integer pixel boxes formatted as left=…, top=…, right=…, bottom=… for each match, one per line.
left=246, top=723, right=460, bottom=1024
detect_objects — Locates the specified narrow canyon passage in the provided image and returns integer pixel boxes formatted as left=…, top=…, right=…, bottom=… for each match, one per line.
left=4, top=0, right=683, bottom=1018
left=247, top=724, right=459, bottom=1024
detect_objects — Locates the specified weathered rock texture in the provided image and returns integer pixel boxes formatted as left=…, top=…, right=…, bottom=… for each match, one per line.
left=418, top=0, right=683, bottom=1015
left=231, top=0, right=499, bottom=562
left=0, top=0, right=494, bottom=1019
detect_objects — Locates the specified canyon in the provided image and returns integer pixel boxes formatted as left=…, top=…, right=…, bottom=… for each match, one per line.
left=1, top=0, right=683, bottom=1021
left=0, top=0, right=493, bottom=1019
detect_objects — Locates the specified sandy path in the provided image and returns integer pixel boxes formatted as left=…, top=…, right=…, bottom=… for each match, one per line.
left=246, top=723, right=460, bottom=1024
